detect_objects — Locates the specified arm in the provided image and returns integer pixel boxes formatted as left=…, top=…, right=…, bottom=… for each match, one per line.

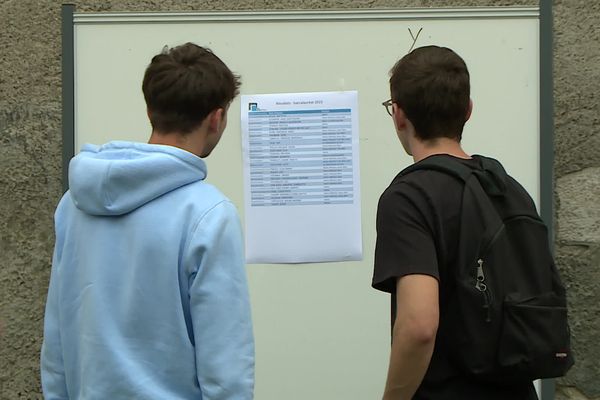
left=382, top=274, right=439, bottom=400
left=40, top=235, right=69, bottom=399
left=187, top=201, right=254, bottom=400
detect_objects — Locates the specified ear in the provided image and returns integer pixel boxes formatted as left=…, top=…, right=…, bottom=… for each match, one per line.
left=392, top=103, right=408, bottom=129
left=207, top=108, right=225, bottom=133
left=465, top=99, right=473, bottom=122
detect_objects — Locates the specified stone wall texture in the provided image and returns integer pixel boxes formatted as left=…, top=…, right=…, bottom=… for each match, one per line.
left=0, top=0, right=597, bottom=399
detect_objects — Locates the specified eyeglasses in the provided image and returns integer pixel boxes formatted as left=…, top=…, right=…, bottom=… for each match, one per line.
left=382, top=99, right=393, bottom=116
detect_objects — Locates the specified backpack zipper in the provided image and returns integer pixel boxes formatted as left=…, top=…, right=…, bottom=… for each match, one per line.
left=473, top=217, right=545, bottom=324
left=474, top=224, right=505, bottom=323
left=475, top=259, right=492, bottom=322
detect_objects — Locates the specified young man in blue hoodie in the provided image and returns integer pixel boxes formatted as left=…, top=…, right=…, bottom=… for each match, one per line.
left=41, top=43, right=254, bottom=399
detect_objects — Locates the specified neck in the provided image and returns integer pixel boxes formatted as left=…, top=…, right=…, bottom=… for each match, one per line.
left=148, top=128, right=206, bottom=157
left=410, top=136, right=470, bottom=163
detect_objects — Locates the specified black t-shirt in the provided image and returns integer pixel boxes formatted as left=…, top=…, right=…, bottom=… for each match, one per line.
left=372, top=154, right=538, bottom=400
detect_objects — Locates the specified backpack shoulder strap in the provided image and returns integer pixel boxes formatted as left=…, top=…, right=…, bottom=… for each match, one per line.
left=400, top=155, right=509, bottom=198
left=399, top=155, right=475, bottom=183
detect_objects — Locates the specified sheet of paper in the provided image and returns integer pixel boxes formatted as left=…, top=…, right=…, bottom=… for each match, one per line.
left=240, top=91, right=362, bottom=264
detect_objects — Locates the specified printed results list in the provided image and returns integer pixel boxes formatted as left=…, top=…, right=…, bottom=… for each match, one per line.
left=248, top=109, right=354, bottom=207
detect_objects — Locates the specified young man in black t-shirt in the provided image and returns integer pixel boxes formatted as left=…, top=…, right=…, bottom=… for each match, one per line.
left=372, top=46, right=538, bottom=400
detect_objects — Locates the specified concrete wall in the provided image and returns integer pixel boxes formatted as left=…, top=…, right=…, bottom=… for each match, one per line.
left=553, top=1, right=600, bottom=399
left=0, top=0, right=597, bottom=399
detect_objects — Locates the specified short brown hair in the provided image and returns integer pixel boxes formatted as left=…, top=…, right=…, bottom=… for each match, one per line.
left=390, top=46, right=470, bottom=141
left=142, top=43, right=241, bottom=134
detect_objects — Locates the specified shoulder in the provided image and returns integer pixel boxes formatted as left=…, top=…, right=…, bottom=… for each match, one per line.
left=389, top=156, right=480, bottom=200
left=139, top=180, right=240, bottom=238
left=186, top=179, right=228, bottom=200
left=54, top=191, right=78, bottom=224
left=378, top=158, right=473, bottom=236
left=176, top=180, right=235, bottom=213
left=377, top=171, right=443, bottom=235
left=181, top=183, right=239, bottom=228
left=381, top=168, right=463, bottom=212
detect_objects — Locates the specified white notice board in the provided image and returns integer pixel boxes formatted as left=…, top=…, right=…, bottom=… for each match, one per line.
left=68, top=7, right=544, bottom=400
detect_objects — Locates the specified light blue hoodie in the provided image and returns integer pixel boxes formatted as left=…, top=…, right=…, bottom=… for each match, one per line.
left=41, top=141, right=254, bottom=400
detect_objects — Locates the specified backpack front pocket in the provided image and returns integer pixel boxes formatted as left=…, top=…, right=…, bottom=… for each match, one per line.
left=498, top=293, right=573, bottom=380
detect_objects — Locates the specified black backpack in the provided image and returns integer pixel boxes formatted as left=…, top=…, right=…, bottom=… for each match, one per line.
left=401, top=155, right=574, bottom=383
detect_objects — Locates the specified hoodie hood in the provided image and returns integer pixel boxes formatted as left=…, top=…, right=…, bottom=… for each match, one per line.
left=68, top=141, right=207, bottom=216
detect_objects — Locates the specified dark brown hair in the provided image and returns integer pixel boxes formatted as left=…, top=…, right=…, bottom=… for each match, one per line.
left=390, top=45, right=470, bottom=141
left=142, top=43, right=241, bottom=134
